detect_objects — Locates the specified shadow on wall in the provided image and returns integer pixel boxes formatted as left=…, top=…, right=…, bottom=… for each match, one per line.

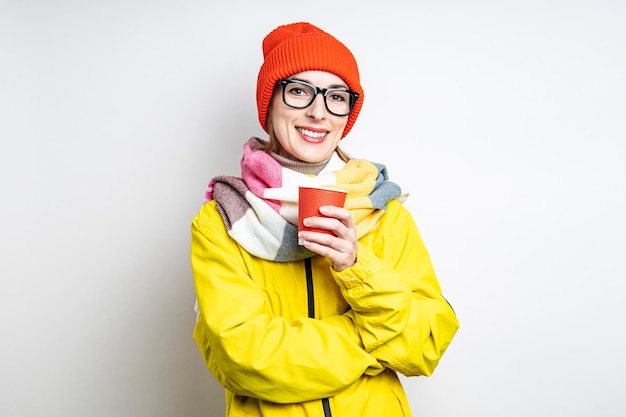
left=107, top=241, right=229, bottom=416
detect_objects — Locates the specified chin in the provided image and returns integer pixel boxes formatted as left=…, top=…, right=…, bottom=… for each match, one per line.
left=300, top=150, right=333, bottom=163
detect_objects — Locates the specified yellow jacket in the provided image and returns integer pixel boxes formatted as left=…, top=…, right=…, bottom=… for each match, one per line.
left=191, top=198, right=459, bottom=416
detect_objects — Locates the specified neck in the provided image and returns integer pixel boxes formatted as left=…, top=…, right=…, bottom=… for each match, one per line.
left=248, top=136, right=335, bottom=175
left=271, top=151, right=333, bottom=175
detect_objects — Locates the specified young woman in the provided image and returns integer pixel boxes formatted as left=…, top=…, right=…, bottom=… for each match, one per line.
left=191, top=21, right=459, bottom=417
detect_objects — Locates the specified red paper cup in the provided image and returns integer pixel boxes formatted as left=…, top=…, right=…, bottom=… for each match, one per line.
left=298, top=186, right=348, bottom=245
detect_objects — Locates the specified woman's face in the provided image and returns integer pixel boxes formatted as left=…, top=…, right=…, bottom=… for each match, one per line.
left=269, top=70, right=350, bottom=163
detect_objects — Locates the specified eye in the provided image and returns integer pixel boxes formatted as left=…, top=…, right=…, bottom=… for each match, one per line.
left=287, top=87, right=302, bottom=95
left=285, top=81, right=314, bottom=96
left=327, top=90, right=349, bottom=103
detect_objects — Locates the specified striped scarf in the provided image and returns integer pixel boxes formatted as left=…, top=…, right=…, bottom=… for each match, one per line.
left=206, top=137, right=404, bottom=262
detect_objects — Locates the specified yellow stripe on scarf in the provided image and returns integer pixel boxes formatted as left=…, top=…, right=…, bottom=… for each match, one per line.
left=330, top=159, right=388, bottom=239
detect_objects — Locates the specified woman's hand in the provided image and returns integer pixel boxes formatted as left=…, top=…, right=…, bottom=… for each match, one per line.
left=298, top=205, right=357, bottom=271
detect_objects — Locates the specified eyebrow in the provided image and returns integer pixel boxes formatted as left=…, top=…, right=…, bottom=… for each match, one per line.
left=288, top=77, right=349, bottom=90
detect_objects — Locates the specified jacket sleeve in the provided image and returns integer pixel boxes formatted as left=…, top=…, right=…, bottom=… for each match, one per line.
left=332, top=200, right=459, bottom=377
left=190, top=201, right=383, bottom=404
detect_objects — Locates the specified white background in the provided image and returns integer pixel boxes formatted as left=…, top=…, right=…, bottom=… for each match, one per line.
left=1, top=1, right=625, bottom=416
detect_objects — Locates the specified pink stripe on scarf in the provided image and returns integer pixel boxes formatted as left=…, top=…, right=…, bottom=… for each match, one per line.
left=240, top=142, right=283, bottom=213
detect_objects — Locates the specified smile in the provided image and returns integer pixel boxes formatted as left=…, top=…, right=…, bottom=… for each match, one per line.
left=297, top=127, right=328, bottom=139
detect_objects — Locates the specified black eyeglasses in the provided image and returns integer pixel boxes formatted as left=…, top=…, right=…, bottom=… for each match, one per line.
left=279, top=79, right=359, bottom=117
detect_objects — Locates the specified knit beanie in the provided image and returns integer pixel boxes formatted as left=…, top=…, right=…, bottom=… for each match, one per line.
left=256, top=22, right=364, bottom=138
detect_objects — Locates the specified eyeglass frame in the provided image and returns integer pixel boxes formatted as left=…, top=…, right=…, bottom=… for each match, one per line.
left=278, top=79, right=360, bottom=117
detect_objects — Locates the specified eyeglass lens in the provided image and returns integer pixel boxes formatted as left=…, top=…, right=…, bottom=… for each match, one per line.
left=282, top=80, right=353, bottom=116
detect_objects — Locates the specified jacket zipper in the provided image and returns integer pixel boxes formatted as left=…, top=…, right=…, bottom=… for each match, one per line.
left=304, top=258, right=332, bottom=417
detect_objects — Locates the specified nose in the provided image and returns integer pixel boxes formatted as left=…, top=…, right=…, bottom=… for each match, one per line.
left=306, top=93, right=327, bottom=120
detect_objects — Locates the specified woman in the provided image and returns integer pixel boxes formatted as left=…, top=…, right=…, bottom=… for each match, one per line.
left=191, top=22, right=459, bottom=417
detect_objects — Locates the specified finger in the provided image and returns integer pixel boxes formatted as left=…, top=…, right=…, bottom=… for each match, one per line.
left=319, top=206, right=352, bottom=223
left=300, top=235, right=344, bottom=259
left=303, top=216, right=344, bottom=235
left=300, top=236, right=356, bottom=271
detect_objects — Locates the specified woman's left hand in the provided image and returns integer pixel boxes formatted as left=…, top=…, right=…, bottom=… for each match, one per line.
left=298, top=205, right=357, bottom=271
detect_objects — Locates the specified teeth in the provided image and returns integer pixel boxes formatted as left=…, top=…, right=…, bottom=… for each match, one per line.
left=298, top=128, right=327, bottom=138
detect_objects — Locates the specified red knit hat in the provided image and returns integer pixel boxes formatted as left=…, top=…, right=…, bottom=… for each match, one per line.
left=256, top=22, right=364, bottom=138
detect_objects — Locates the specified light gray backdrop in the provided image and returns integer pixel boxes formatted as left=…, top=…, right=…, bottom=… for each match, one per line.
left=1, top=1, right=624, bottom=416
